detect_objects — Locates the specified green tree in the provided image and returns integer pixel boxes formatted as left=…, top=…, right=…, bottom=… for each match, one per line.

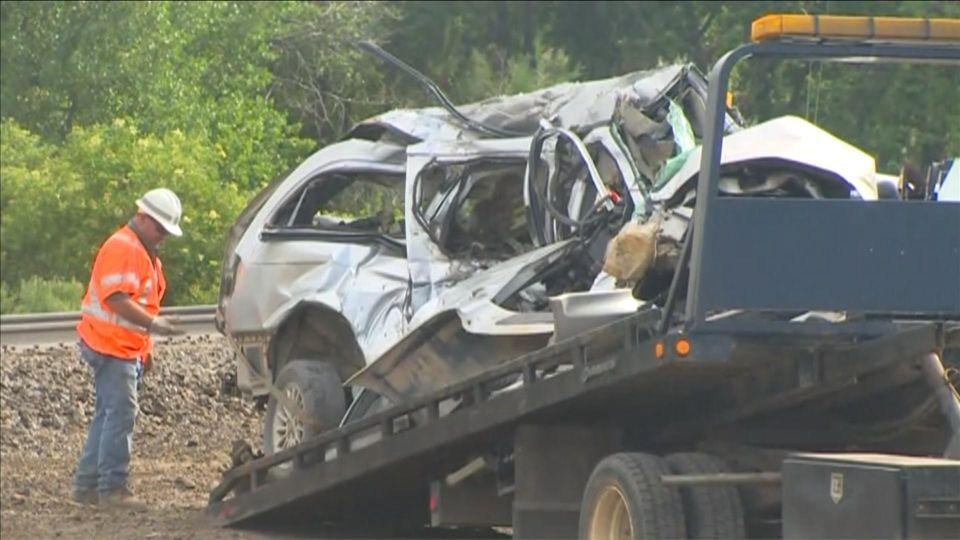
left=386, top=1, right=959, bottom=168
left=1, top=1, right=316, bottom=191
left=1, top=118, right=248, bottom=305
left=382, top=1, right=580, bottom=104
left=268, top=1, right=401, bottom=142
left=2, top=0, right=957, bottom=313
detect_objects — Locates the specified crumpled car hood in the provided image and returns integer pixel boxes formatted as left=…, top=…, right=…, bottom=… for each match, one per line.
left=651, top=115, right=879, bottom=203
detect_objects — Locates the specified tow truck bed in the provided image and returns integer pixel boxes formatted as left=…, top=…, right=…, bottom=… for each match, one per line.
left=209, top=308, right=945, bottom=527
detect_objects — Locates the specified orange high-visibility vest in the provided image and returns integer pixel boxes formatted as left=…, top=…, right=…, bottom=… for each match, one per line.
left=77, top=225, right=166, bottom=361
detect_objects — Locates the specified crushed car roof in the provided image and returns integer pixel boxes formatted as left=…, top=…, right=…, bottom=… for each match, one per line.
left=347, top=64, right=702, bottom=142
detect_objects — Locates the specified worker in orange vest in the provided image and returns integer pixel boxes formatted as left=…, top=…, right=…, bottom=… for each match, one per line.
left=71, top=188, right=184, bottom=508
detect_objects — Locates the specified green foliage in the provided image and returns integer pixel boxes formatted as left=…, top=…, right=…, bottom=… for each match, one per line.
left=445, top=40, right=580, bottom=103
left=0, top=1, right=349, bottom=308
left=322, top=178, right=404, bottom=224
left=1, top=118, right=248, bottom=305
left=391, top=1, right=958, bottom=169
left=385, top=1, right=581, bottom=105
left=268, top=1, right=401, bottom=142
left=2, top=0, right=958, bottom=313
left=0, top=1, right=315, bottom=191
left=0, top=282, right=15, bottom=314
left=0, top=277, right=85, bottom=314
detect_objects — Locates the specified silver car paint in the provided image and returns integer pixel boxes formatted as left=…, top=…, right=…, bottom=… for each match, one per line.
left=404, top=137, right=534, bottom=310
left=651, top=116, right=879, bottom=203
left=222, top=139, right=408, bottom=356
left=346, top=240, right=575, bottom=401
left=350, top=64, right=696, bottom=143
left=225, top=64, right=712, bottom=340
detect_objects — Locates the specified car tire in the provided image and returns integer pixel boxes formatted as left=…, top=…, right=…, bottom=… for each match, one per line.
left=579, top=452, right=686, bottom=540
left=262, top=360, right=346, bottom=458
left=665, top=452, right=746, bottom=539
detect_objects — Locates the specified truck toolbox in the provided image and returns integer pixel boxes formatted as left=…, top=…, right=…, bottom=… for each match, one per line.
left=782, top=453, right=960, bottom=539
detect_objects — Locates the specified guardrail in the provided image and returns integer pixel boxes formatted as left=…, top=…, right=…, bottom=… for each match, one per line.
left=0, top=305, right=218, bottom=347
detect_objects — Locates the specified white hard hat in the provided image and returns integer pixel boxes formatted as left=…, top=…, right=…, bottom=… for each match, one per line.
left=136, top=188, right=183, bottom=236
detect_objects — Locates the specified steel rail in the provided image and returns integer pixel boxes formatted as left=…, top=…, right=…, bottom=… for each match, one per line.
left=0, top=305, right=217, bottom=347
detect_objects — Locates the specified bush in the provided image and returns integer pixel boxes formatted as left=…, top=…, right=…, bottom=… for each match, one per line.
left=0, top=118, right=252, bottom=306
left=0, top=277, right=85, bottom=314
left=0, top=282, right=15, bottom=314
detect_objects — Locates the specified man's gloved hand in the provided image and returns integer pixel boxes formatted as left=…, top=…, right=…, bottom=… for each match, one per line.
left=149, top=315, right=184, bottom=336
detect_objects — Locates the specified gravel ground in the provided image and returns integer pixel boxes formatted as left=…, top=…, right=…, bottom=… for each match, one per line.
left=0, top=335, right=273, bottom=539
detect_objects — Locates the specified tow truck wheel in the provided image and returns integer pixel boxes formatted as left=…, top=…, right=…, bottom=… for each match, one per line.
left=579, top=453, right=686, bottom=540
left=263, top=360, right=346, bottom=456
left=665, top=453, right=746, bottom=539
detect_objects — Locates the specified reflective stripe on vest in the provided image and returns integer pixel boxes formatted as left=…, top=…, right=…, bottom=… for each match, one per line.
left=100, top=272, right=140, bottom=289
left=139, top=278, right=152, bottom=305
left=81, top=284, right=148, bottom=333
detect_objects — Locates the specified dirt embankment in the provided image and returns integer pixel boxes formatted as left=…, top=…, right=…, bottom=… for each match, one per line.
left=0, top=335, right=270, bottom=539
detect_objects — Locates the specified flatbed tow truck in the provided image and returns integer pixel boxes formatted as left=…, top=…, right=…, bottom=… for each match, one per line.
left=209, top=14, right=960, bottom=539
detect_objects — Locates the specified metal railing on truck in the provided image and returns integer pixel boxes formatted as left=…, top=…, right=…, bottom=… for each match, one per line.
left=208, top=308, right=665, bottom=525
left=656, top=22, right=960, bottom=335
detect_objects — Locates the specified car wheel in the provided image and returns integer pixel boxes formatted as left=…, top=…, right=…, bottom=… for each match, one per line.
left=262, top=360, right=346, bottom=456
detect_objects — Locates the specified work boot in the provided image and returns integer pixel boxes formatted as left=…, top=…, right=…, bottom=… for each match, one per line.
left=97, top=486, right=147, bottom=511
left=71, top=488, right=99, bottom=506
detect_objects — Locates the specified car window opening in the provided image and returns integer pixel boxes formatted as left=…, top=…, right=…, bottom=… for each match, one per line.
left=269, top=172, right=405, bottom=238
left=414, top=159, right=533, bottom=261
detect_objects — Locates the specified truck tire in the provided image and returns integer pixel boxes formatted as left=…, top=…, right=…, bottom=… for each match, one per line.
left=579, top=452, right=686, bottom=540
left=262, top=360, right=346, bottom=456
left=665, top=453, right=745, bottom=539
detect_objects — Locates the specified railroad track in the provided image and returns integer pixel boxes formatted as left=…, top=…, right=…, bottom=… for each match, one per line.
left=0, top=305, right=218, bottom=347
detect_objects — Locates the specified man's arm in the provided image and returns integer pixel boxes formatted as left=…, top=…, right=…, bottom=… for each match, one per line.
left=105, top=293, right=181, bottom=335
left=105, top=293, right=154, bottom=329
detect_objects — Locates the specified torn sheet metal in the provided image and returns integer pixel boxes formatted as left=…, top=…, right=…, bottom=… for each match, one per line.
left=550, top=289, right=645, bottom=343
left=651, top=116, right=879, bottom=204
left=404, top=137, right=533, bottom=310
left=407, top=241, right=575, bottom=336
left=347, top=64, right=714, bottom=143
left=345, top=311, right=548, bottom=404
left=346, top=242, right=575, bottom=401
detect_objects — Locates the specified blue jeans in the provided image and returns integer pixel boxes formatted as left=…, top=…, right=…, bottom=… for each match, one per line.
left=73, top=341, right=139, bottom=493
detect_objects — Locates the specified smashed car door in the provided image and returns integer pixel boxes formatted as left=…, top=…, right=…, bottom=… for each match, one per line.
left=405, top=137, right=536, bottom=311
left=251, top=165, right=413, bottom=359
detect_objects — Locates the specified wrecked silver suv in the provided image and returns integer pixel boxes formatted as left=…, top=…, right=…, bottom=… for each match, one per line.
left=216, top=61, right=885, bottom=455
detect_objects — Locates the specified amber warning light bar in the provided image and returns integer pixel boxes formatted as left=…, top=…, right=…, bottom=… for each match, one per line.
left=751, top=14, right=960, bottom=43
